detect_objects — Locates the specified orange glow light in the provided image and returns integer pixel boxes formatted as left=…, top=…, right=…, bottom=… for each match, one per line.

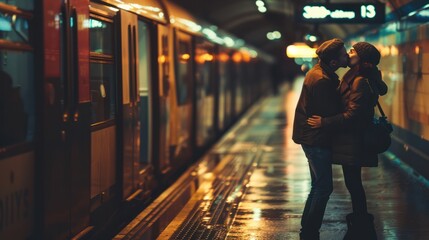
left=195, top=55, right=204, bottom=64
left=203, top=53, right=214, bottom=62
left=180, top=53, right=190, bottom=62
left=242, top=53, right=251, bottom=62
left=218, top=53, right=229, bottom=62
left=415, top=46, right=420, bottom=54
left=390, top=46, right=398, bottom=56
left=232, top=52, right=242, bottom=63
left=380, top=46, right=390, bottom=57
left=158, top=55, right=166, bottom=64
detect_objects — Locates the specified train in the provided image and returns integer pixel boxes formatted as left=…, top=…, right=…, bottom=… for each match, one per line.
left=0, top=0, right=273, bottom=239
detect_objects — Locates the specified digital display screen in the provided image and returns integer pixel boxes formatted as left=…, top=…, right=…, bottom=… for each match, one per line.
left=297, top=3, right=385, bottom=24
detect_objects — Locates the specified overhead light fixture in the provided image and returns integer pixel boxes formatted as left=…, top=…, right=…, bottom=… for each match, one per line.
left=304, top=34, right=318, bottom=43
left=303, top=27, right=322, bottom=48
left=223, top=37, right=235, bottom=47
left=267, top=31, right=281, bottom=40
left=286, top=42, right=317, bottom=58
left=255, top=0, right=267, bottom=13
left=255, top=0, right=264, bottom=7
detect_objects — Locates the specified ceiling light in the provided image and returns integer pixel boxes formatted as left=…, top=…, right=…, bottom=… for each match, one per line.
left=255, top=0, right=265, bottom=7
left=267, top=31, right=281, bottom=40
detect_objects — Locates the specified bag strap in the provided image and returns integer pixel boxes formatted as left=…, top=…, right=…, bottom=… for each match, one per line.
left=365, top=79, right=386, bottom=117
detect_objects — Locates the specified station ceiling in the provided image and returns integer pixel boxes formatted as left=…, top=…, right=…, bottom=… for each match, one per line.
left=172, top=0, right=394, bottom=59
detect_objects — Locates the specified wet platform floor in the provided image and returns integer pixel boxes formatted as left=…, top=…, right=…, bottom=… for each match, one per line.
left=121, top=80, right=429, bottom=240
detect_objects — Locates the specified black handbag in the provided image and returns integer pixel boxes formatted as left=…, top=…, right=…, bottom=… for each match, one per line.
left=363, top=80, right=393, bottom=154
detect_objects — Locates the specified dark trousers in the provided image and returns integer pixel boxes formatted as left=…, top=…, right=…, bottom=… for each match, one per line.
left=342, top=165, right=368, bottom=214
left=300, top=145, right=334, bottom=238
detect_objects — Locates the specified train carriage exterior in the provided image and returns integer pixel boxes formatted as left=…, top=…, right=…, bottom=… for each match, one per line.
left=0, top=0, right=272, bottom=239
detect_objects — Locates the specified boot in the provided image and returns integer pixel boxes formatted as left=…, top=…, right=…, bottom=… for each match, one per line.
left=343, top=213, right=377, bottom=240
left=300, top=231, right=320, bottom=240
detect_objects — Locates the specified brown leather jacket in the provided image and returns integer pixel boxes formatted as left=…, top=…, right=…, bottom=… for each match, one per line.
left=292, top=62, right=341, bottom=147
left=321, top=67, right=388, bottom=167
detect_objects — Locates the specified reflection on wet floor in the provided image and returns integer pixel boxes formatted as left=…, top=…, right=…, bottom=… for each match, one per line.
left=160, top=80, right=429, bottom=240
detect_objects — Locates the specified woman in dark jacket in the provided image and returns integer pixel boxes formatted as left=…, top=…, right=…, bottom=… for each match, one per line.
left=307, top=42, right=387, bottom=240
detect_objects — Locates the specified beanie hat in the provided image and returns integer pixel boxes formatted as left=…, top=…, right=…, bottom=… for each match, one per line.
left=352, top=42, right=381, bottom=65
left=315, top=38, right=344, bottom=63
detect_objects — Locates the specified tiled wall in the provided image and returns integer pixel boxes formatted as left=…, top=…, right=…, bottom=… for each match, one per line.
left=345, top=8, right=429, bottom=140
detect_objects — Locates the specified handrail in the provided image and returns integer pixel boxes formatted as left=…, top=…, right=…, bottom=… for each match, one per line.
left=0, top=39, right=32, bottom=51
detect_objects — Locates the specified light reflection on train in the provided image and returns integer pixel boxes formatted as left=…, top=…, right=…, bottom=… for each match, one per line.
left=0, top=0, right=272, bottom=239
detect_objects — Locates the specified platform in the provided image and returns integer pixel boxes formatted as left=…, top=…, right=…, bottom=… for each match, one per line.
left=116, top=80, right=429, bottom=240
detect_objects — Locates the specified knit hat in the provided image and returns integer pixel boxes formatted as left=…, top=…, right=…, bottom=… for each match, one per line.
left=315, top=38, right=344, bottom=63
left=352, top=42, right=381, bottom=65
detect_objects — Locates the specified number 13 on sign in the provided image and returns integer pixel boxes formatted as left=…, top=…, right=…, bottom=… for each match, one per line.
left=361, top=5, right=376, bottom=18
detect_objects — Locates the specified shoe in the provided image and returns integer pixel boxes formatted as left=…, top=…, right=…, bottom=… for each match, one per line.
left=343, top=213, right=377, bottom=240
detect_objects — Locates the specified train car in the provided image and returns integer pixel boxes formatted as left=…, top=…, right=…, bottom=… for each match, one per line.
left=0, top=0, right=272, bottom=239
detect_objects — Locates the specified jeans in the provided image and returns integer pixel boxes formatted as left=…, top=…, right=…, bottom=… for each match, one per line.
left=300, top=144, right=334, bottom=239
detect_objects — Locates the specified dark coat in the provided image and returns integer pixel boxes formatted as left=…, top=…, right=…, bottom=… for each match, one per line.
left=292, top=63, right=341, bottom=147
left=322, top=68, right=388, bottom=167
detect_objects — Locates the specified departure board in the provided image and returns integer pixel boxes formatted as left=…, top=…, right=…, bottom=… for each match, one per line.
left=297, top=3, right=385, bottom=24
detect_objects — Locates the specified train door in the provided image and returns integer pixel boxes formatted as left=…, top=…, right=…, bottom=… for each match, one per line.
left=156, top=25, right=172, bottom=175
left=195, top=38, right=215, bottom=150
left=88, top=2, right=119, bottom=225
left=119, top=10, right=153, bottom=199
left=136, top=19, right=155, bottom=196
left=172, top=30, right=194, bottom=165
left=227, top=51, right=236, bottom=124
left=232, top=52, right=243, bottom=117
left=0, top=2, right=36, bottom=239
left=119, top=9, right=137, bottom=199
left=217, top=48, right=230, bottom=132
left=41, top=0, right=91, bottom=238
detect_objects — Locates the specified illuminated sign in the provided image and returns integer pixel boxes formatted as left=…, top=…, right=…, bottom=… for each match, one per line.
left=297, top=3, right=385, bottom=24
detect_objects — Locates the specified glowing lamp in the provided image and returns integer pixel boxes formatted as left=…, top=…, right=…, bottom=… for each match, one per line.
left=286, top=43, right=317, bottom=58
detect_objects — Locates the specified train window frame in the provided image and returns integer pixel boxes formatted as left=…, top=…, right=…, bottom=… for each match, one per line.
left=174, top=29, right=194, bottom=106
left=195, top=37, right=215, bottom=96
left=0, top=3, right=34, bottom=153
left=89, top=13, right=116, bottom=126
left=0, top=4, right=32, bottom=50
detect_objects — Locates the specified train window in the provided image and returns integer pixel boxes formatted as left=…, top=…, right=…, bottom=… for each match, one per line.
left=137, top=20, right=151, bottom=165
left=0, top=50, right=34, bottom=147
left=138, top=21, right=151, bottom=94
left=0, top=1, right=33, bottom=11
left=89, top=62, right=115, bottom=123
left=174, top=31, right=193, bottom=105
left=89, top=19, right=113, bottom=55
left=195, top=39, right=215, bottom=95
left=0, top=13, right=30, bottom=43
left=89, top=17, right=115, bottom=124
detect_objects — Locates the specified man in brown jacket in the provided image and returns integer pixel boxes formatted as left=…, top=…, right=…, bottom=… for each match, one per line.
left=292, top=38, right=349, bottom=240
